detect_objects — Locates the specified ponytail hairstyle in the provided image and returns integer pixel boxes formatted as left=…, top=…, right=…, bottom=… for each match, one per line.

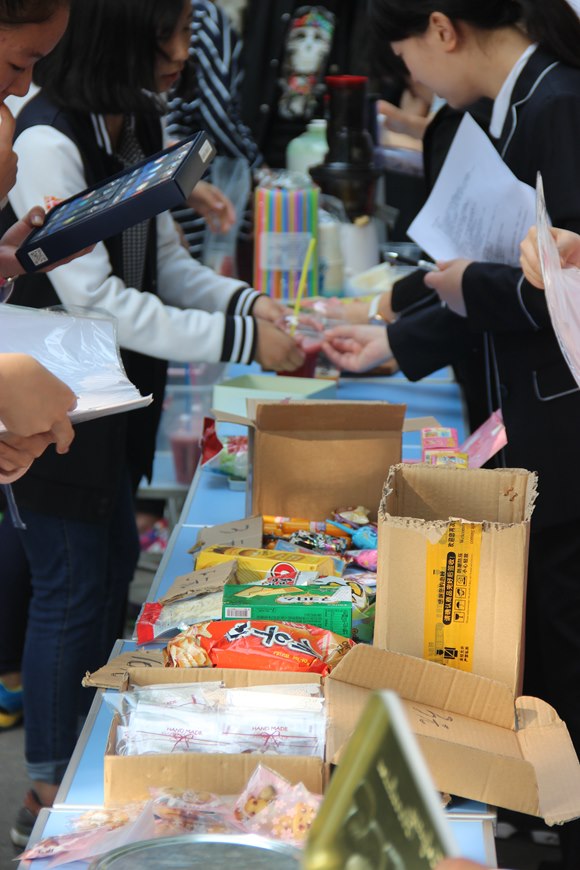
left=369, top=0, right=580, bottom=70
left=0, top=0, right=69, bottom=25
left=33, top=0, right=195, bottom=115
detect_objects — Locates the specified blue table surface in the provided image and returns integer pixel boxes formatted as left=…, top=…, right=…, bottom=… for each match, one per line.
left=42, top=364, right=497, bottom=868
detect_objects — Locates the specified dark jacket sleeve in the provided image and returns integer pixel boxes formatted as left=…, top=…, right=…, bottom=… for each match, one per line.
left=387, top=302, right=476, bottom=382
left=391, top=270, right=438, bottom=316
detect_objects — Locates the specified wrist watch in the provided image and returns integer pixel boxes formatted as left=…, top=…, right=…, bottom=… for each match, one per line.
left=367, top=294, right=385, bottom=323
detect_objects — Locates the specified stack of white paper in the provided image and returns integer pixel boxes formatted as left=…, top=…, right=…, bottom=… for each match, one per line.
left=408, top=113, right=535, bottom=266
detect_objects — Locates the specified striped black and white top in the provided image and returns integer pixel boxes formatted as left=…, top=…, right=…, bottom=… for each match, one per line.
left=166, top=0, right=262, bottom=258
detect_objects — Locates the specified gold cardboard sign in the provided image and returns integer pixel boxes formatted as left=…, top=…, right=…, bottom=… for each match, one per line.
left=303, top=691, right=456, bottom=869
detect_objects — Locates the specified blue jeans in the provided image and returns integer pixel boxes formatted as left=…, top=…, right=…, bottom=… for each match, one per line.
left=16, top=474, right=139, bottom=785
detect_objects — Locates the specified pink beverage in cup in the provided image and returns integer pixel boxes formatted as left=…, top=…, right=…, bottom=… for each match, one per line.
left=279, top=334, right=322, bottom=378
left=170, top=414, right=202, bottom=484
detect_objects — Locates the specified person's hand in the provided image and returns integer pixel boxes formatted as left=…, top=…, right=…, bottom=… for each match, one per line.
left=0, top=206, right=95, bottom=280
left=322, top=323, right=393, bottom=373
left=252, top=294, right=291, bottom=323
left=0, top=354, right=76, bottom=453
left=377, top=98, right=430, bottom=141
left=254, top=319, right=305, bottom=372
left=424, top=259, right=471, bottom=316
left=187, top=180, right=236, bottom=233
left=0, top=104, right=18, bottom=203
left=0, top=430, right=55, bottom=476
left=520, top=225, right=580, bottom=290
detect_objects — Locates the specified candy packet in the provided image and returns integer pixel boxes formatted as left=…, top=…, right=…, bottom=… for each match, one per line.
left=233, top=765, right=292, bottom=823
left=164, top=619, right=354, bottom=675
left=345, top=548, right=378, bottom=571
left=133, top=593, right=223, bottom=644
left=246, top=782, right=323, bottom=846
left=201, top=416, right=248, bottom=481
left=151, top=788, right=240, bottom=836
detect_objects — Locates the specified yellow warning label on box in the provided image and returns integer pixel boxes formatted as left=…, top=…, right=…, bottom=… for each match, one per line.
left=424, top=520, right=482, bottom=672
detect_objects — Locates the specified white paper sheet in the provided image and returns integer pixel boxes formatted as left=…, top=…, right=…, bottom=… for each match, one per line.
left=536, top=172, right=580, bottom=389
left=408, top=113, right=535, bottom=267
left=0, top=305, right=152, bottom=431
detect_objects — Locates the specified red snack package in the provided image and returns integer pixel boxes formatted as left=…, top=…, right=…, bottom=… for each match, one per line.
left=164, top=620, right=353, bottom=675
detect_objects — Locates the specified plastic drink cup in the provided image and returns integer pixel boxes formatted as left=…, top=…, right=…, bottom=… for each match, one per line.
left=170, top=413, right=202, bottom=484
left=279, top=334, right=322, bottom=378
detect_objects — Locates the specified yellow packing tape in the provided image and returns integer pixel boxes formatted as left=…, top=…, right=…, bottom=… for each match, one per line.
left=424, top=520, right=482, bottom=672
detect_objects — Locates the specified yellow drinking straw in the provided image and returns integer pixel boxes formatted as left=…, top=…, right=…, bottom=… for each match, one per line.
left=290, top=236, right=317, bottom=336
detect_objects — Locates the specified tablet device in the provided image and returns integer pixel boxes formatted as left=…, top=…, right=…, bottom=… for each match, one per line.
left=16, top=130, right=216, bottom=272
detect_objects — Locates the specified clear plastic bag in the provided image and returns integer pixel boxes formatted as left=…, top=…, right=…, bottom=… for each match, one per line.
left=201, top=156, right=251, bottom=277
left=0, top=303, right=150, bottom=431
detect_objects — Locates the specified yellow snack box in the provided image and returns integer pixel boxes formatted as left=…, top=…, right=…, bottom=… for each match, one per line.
left=195, top=545, right=336, bottom=584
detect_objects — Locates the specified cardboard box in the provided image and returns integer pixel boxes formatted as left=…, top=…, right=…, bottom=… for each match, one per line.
left=326, top=646, right=580, bottom=826
left=213, top=401, right=439, bottom=521
left=104, top=667, right=326, bottom=804
left=374, top=464, right=537, bottom=695
left=101, top=645, right=580, bottom=824
left=212, top=374, right=336, bottom=417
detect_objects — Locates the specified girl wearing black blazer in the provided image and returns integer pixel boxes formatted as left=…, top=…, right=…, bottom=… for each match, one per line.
left=322, top=2, right=580, bottom=864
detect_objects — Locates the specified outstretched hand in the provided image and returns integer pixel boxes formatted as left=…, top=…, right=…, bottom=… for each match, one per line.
left=0, top=205, right=95, bottom=280
left=187, top=180, right=236, bottom=233
left=322, top=323, right=392, bottom=373
left=520, top=225, right=580, bottom=290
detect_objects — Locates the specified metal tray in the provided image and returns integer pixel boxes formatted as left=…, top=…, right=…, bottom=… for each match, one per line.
left=88, top=833, right=302, bottom=868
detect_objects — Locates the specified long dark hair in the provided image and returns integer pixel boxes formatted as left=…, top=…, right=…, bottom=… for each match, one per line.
left=369, top=0, right=580, bottom=70
left=33, top=0, right=195, bottom=115
left=0, top=0, right=69, bottom=24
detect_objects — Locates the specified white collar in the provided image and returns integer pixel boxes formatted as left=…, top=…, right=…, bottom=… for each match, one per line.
left=490, top=43, right=538, bottom=139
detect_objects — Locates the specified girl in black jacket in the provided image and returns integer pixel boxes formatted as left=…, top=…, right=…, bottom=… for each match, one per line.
left=322, top=1, right=580, bottom=865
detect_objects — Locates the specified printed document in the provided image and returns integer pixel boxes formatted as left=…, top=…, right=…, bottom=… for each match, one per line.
left=408, top=113, right=535, bottom=266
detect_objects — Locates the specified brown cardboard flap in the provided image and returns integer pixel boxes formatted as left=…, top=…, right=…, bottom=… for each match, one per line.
left=416, top=734, right=542, bottom=817
left=104, top=716, right=324, bottom=804
left=211, top=408, right=256, bottom=428
left=159, top=561, right=237, bottom=604
left=82, top=651, right=165, bottom=690
left=190, top=517, right=263, bottom=551
left=380, top=464, right=537, bottom=525
left=253, top=401, right=406, bottom=433
left=516, top=696, right=580, bottom=824
left=328, top=645, right=515, bottom=727
left=126, top=666, right=321, bottom=690
left=215, top=403, right=431, bottom=434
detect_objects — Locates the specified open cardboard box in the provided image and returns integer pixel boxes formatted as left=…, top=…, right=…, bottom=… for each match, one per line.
left=213, top=400, right=440, bottom=521
left=104, top=666, right=326, bottom=805
left=374, top=464, right=537, bottom=696
left=102, top=645, right=580, bottom=824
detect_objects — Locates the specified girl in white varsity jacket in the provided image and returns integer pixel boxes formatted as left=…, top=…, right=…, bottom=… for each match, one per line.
left=0, top=0, right=303, bottom=822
